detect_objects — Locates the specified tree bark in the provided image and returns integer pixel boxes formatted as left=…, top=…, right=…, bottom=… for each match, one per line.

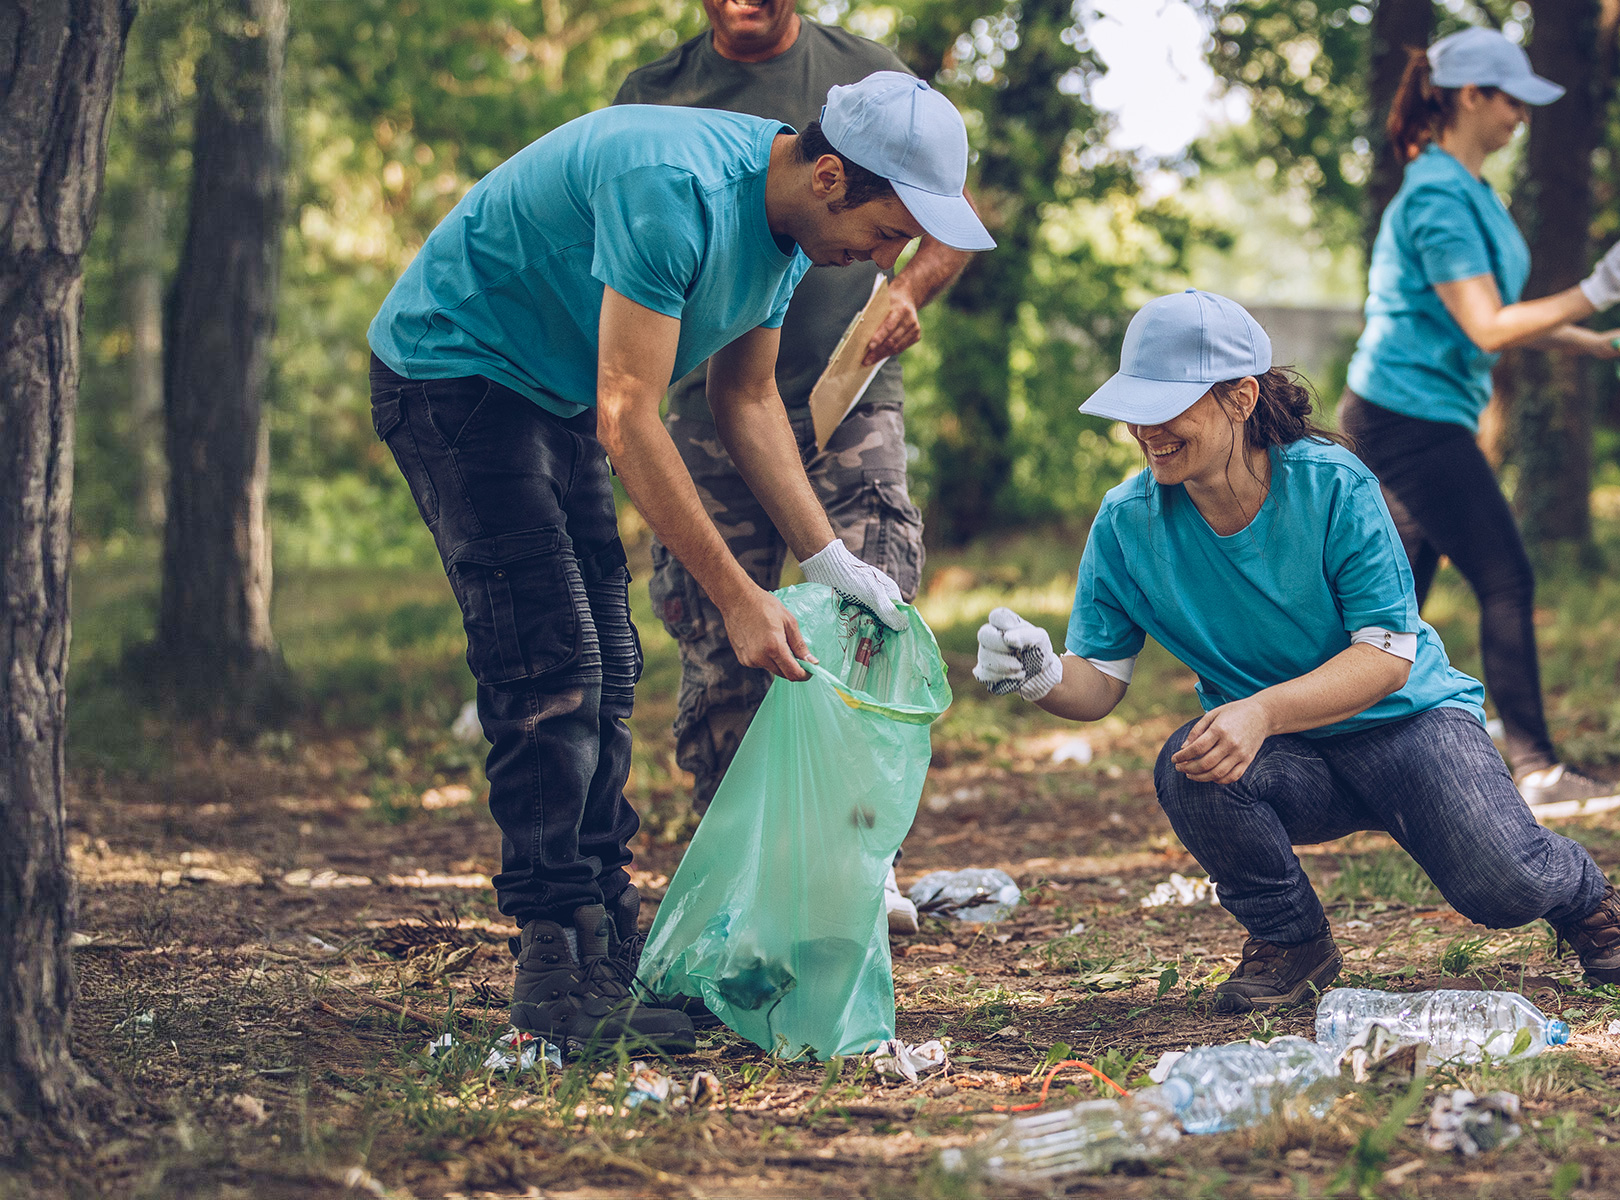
left=0, top=0, right=133, bottom=1153
left=156, top=0, right=290, bottom=724
left=1363, top=0, right=1435, bottom=257
left=1499, top=0, right=1618, bottom=557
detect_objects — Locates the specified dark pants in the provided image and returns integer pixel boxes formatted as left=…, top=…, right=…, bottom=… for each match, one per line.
left=1154, top=706, right=1608, bottom=945
left=1339, top=390, right=1555, bottom=772
left=369, top=357, right=640, bottom=924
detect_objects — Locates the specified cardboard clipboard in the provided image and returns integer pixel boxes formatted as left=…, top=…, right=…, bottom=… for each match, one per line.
left=808, top=275, right=891, bottom=452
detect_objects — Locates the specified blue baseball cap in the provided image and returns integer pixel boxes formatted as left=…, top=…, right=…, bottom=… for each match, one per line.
left=1428, top=28, right=1564, bottom=105
left=821, top=71, right=995, bottom=252
left=1079, top=290, right=1271, bottom=425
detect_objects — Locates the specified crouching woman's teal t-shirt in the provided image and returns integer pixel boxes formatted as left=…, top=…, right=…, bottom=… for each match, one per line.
left=368, top=105, right=812, bottom=418
left=1066, top=439, right=1485, bottom=737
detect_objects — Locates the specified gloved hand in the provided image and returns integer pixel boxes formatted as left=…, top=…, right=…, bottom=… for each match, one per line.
left=973, top=607, right=1063, bottom=701
left=799, top=539, right=906, bottom=630
left=1580, top=241, right=1620, bottom=311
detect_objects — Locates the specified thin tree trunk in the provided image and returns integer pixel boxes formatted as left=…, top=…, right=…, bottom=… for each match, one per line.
left=1363, top=0, right=1435, bottom=257
left=156, top=0, right=290, bottom=724
left=0, top=0, right=133, bottom=1153
left=1500, top=0, right=1618, bottom=557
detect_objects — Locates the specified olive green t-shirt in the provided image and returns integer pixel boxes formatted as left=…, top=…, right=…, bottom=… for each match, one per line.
left=614, top=20, right=910, bottom=420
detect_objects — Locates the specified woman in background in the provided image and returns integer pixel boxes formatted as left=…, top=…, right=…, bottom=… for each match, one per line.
left=1341, top=27, right=1620, bottom=806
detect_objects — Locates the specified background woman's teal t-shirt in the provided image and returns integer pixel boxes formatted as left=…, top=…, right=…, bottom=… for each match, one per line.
left=1066, top=439, right=1485, bottom=737
left=368, top=106, right=811, bottom=418
left=1346, top=144, right=1530, bottom=432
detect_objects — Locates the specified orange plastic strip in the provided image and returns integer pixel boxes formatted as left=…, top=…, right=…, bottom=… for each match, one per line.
left=990, top=1060, right=1130, bottom=1113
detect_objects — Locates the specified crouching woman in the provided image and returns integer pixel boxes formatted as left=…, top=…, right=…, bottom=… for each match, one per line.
left=977, top=290, right=1620, bottom=1013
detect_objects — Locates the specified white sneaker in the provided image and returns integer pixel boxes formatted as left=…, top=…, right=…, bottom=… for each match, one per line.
left=1518, top=764, right=1620, bottom=821
left=885, top=865, right=919, bottom=935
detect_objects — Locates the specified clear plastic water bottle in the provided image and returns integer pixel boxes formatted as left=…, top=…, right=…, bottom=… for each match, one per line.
left=1315, top=988, right=1569, bottom=1063
left=1161, top=1036, right=1341, bottom=1135
left=938, top=1087, right=1181, bottom=1182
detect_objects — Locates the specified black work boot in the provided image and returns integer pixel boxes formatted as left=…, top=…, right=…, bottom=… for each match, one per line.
left=509, top=904, right=696, bottom=1055
left=1552, top=885, right=1620, bottom=985
left=1213, top=922, right=1343, bottom=1014
left=606, top=885, right=725, bottom=1030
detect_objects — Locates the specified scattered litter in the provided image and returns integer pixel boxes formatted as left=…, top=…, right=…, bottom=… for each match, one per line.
left=991, top=1025, right=1022, bottom=1040
left=228, top=1094, right=269, bottom=1125
left=623, top=1062, right=676, bottom=1108
left=1607, top=1019, right=1620, bottom=1036
left=870, top=1038, right=951, bottom=1083
left=1065, top=921, right=1087, bottom=936
left=114, top=1010, right=155, bottom=1035
left=1146, top=1050, right=1186, bottom=1083
left=425, top=1028, right=561, bottom=1072
left=419, top=784, right=475, bottom=810
left=1344, top=919, right=1373, bottom=931
left=282, top=868, right=372, bottom=889
left=341, top=1166, right=389, bottom=1199
left=909, top=868, right=1021, bottom=922
left=1051, top=736, right=1093, bottom=766
left=926, top=784, right=984, bottom=813
left=451, top=699, right=482, bottom=743
left=304, top=934, right=341, bottom=954
left=687, top=1071, right=724, bottom=1107
left=1139, top=873, right=1219, bottom=909
left=1341, top=1022, right=1428, bottom=1088
left=1425, top=1089, right=1522, bottom=1156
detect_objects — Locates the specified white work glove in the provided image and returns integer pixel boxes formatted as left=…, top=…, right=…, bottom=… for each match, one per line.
left=1580, top=241, right=1620, bottom=311
left=799, top=539, right=906, bottom=630
left=973, top=607, right=1063, bottom=702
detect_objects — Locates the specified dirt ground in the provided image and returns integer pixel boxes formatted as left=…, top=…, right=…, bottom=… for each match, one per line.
left=32, top=651, right=1620, bottom=1200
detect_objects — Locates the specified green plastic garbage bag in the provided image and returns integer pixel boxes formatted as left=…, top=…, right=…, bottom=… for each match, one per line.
left=638, top=583, right=951, bottom=1059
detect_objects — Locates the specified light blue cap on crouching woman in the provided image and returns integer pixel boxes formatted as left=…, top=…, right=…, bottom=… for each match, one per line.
left=1427, top=27, right=1564, bottom=105
left=1078, top=289, right=1271, bottom=426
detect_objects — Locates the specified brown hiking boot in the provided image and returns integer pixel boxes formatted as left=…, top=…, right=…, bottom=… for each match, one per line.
left=1552, top=886, right=1620, bottom=985
left=510, top=904, right=696, bottom=1055
left=1212, top=923, right=1343, bottom=1014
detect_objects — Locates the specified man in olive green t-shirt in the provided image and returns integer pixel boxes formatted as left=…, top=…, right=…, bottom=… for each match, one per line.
left=614, top=4, right=970, bottom=889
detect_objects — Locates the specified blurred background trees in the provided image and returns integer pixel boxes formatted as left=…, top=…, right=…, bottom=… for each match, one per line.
left=74, top=0, right=1620, bottom=720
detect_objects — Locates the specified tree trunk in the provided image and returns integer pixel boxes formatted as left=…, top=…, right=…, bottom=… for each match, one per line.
left=126, top=182, right=166, bottom=532
left=1499, top=0, right=1618, bottom=558
left=1363, top=0, right=1435, bottom=257
left=156, top=0, right=290, bottom=725
left=0, top=0, right=133, bottom=1153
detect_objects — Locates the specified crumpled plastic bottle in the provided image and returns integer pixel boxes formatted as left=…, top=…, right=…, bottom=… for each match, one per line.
left=1315, top=987, right=1569, bottom=1063
left=938, top=1086, right=1182, bottom=1182
left=907, top=867, right=1021, bottom=921
left=1161, top=1036, right=1341, bottom=1135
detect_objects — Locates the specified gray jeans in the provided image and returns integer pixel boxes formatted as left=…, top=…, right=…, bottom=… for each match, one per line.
left=1154, top=706, right=1609, bottom=944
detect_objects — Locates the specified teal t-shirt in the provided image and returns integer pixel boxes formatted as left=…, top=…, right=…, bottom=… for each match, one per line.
left=1346, top=144, right=1530, bottom=432
left=1066, top=439, right=1485, bottom=737
left=368, top=106, right=812, bottom=418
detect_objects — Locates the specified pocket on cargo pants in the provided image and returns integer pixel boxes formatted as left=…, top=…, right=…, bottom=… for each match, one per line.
left=445, top=526, right=584, bottom=685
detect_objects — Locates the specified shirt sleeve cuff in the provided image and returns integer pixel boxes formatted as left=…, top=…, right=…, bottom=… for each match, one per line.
left=1083, top=654, right=1137, bottom=684
left=1351, top=626, right=1417, bottom=663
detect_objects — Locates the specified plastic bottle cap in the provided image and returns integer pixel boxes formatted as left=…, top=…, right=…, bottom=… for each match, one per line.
left=1547, top=1018, right=1570, bottom=1045
left=1159, top=1076, right=1195, bottom=1110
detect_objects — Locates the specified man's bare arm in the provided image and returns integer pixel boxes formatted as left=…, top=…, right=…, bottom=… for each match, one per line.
left=706, top=326, right=839, bottom=561
left=862, top=188, right=981, bottom=364
left=595, top=287, right=813, bottom=680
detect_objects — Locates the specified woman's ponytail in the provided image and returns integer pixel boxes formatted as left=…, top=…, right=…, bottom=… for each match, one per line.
left=1387, top=47, right=1463, bottom=163
left=1213, top=367, right=1353, bottom=454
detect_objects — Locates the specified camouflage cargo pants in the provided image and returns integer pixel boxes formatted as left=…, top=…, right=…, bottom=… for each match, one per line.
left=649, top=400, right=925, bottom=812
